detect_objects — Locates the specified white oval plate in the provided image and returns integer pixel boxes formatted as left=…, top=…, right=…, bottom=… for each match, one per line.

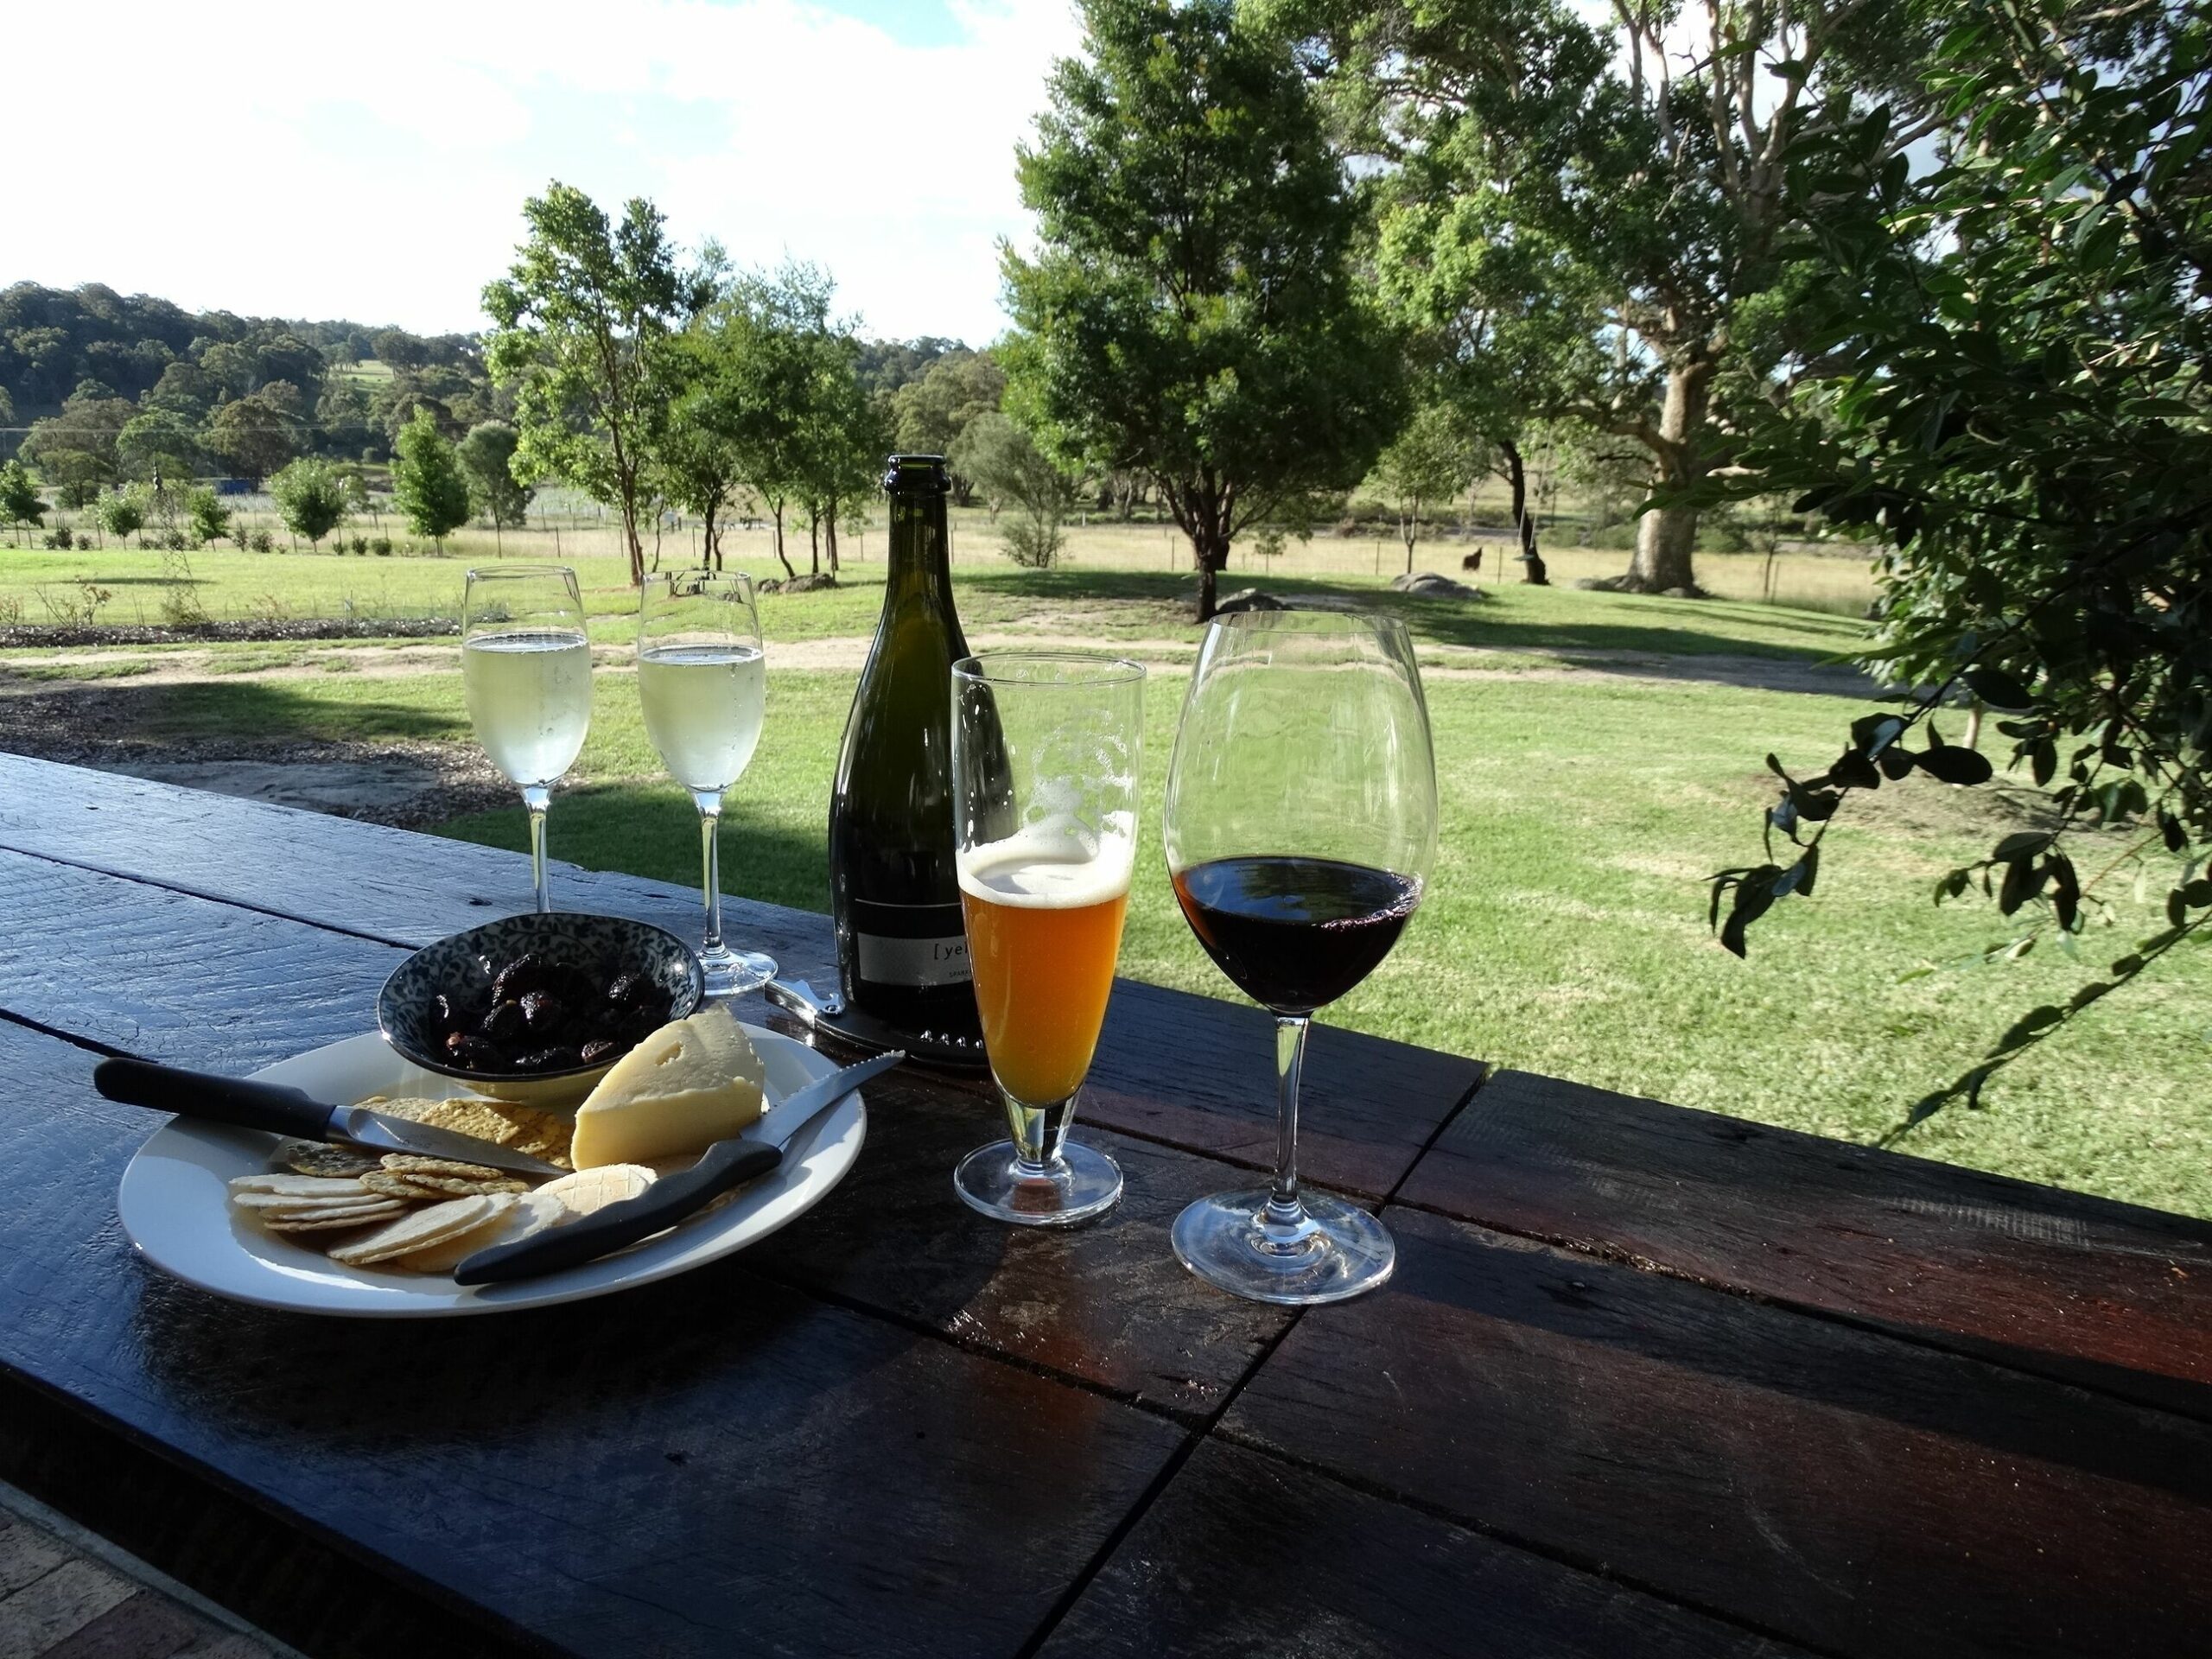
left=118, top=1025, right=865, bottom=1318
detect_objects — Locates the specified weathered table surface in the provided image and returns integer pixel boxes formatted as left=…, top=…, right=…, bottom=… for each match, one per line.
left=0, top=751, right=2206, bottom=1658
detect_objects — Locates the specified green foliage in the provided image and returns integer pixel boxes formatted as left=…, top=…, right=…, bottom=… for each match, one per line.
left=952, top=411, right=1077, bottom=568
left=0, top=461, right=47, bottom=541
left=92, top=485, right=149, bottom=545
left=483, top=182, right=710, bottom=583
left=21, top=389, right=133, bottom=505
left=1001, top=0, right=1406, bottom=618
left=1701, top=0, right=2212, bottom=1126
left=268, top=458, right=351, bottom=548
left=889, top=351, right=1004, bottom=504
left=115, top=409, right=200, bottom=484
left=455, top=421, right=534, bottom=529
left=391, top=410, right=473, bottom=544
left=202, top=392, right=301, bottom=484
left=183, top=486, right=230, bottom=549
left=1367, top=402, right=1482, bottom=569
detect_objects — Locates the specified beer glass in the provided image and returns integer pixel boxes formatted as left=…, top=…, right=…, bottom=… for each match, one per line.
left=950, top=652, right=1145, bottom=1225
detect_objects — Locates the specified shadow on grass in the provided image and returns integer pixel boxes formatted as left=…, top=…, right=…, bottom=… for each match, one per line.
left=435, top=780, right=833, bottom=918
left=122, top=677, right=468, bottom=742
left=967, top=566, right=1868, bottom=669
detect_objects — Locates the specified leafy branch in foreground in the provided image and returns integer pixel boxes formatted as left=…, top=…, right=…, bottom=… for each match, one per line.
left=1700, top=0, right=2212, bottom=1131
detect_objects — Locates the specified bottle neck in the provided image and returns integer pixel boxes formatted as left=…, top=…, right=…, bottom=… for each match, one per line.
left=884, top=491, right=953, bottom=611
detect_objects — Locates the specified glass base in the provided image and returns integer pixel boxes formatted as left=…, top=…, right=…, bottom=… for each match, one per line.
left=701, top=945, right=777, bottom=1000
left=954, top=1139, right=1122, bottom=1228
left=1172, top=1188, right=1395, bottom=1305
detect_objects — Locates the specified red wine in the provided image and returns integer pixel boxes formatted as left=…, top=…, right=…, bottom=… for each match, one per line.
left=1172, top=856, right=1420, bottom=1015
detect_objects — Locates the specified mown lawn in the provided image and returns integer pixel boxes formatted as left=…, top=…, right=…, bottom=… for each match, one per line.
left=99, top=575, right=2212, bottom=1219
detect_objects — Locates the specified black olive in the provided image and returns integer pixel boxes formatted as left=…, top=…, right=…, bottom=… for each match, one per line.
left=607, top=972, right=658, bottom=1009
left=446, top=1034, right=509, bottom=1071
left=480, top=1001, right=528, bottom=1046
left=512, top=1045, right=582, bottom=1074
left=519, top=989, right=566, bottom=1034
left=579, top=1038, right=620, bottom=1065
left=490, top=952, right=551, bottom=1004
left=429, top=993, right=463, bottom=1036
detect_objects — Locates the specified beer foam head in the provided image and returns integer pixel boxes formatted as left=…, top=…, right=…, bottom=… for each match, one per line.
left=958, top=813, right=1135, bottom=908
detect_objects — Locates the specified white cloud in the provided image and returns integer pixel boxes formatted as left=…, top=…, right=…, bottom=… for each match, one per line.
left=12, top=0, right=1080, bottom=343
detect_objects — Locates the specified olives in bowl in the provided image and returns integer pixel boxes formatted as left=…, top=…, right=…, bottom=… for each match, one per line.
left=378, top=913, right=706, bottom=1107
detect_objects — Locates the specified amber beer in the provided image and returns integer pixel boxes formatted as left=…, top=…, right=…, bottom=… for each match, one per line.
left=957, top=830, right=1132, bottom=1107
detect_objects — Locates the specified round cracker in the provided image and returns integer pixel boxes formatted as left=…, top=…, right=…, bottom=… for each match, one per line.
left=388, top=1193, right=531, bottom=1274
left=327, top=1196, right=497, bottom=1266
left=264, top=1205, right=409, bottom=1232
left=276, top=1140, right=384, bottom=1178
left=229, top=1174, right=368, bottom=1197
left=359, top=1172, right=444, bottom=1201
left=232, top=1190, right=379, bottom=1211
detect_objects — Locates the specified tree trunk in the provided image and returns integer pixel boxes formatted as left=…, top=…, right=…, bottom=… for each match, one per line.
left=1192, top=522, right=1231, bottom=621
left=770, top=501, right=796, bottom=581
left=825, top=501, right=841, bottom=574
left=1402, top=494, right=1418, bottom=573
left=1501, top=439, right=1547, bottom=586
left=809, top=514, right=820, bottom=575
left=1621, top=356, right=1714, bottom=594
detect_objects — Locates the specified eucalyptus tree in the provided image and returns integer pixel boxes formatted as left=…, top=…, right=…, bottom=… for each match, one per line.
left=1273, top=0, right=1938, bottom=594
left=1002, top=0, right=1405, bottom=620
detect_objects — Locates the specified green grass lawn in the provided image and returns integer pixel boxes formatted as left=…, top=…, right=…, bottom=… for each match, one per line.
left=106, top=594, right=2212, bottom=1219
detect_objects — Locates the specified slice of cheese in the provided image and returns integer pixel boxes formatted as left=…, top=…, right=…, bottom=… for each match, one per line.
left=569, top=1007, right=766, bottom=1169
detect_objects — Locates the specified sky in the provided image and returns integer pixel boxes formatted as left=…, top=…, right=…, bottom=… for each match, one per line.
left=12, top=0, right=1082, bottom=346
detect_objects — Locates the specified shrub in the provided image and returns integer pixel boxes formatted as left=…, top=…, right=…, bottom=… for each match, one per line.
left=372, top=536, right=392, bottom=556
left=1001, top=516, right=1063, bottom=569
left=250, top=530, right=275, bottom=553
left=41, top=527, right=73, bottom=550
left=0, top=594, right=21, bottom=626
left=351, top=535, right=369, bottom=556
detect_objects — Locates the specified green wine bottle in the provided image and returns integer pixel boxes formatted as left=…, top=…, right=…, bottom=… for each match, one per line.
left=828, top=454, right=984, bottom=1046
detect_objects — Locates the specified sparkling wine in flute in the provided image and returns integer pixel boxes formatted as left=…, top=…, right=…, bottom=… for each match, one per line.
left=638, top=643, right=766, bottom=791
left=462, top=630, right=593, bottom=787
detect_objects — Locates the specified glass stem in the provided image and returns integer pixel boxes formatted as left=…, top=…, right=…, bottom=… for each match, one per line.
left=1265, top=1015, right=1311, bottom=1231
left=521, top=784, right=552, bottom=913
left=695, top=789, right=724, bottom=953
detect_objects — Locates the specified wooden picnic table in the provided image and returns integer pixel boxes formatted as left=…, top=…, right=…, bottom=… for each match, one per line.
left=0, top=750, right=2207, bottom=1658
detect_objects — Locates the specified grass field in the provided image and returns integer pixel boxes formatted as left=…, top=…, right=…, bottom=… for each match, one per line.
left=25, top=566, right=2207, bottom=1221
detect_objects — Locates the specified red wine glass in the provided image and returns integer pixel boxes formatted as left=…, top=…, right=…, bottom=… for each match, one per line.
left=1161, top=611, right=1438, bottom=1303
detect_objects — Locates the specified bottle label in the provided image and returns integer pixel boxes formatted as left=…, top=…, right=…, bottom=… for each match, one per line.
left=849, top=898, right=971, bottom=988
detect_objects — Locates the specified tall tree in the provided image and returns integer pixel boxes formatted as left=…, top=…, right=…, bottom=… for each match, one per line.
left=20, top=390, right=134, bottom=505
left=794, top=340, right=886, bottom=575
left=116, top=409, right=201, bottom=485
left=1279, top=0, right=1934, bottom=594
left=1367, top=399, right=1482, bottom=574
left=483, top=182, right=709, bottom=584
left=201, top=391, right=301, bottom=485
left=268, top=458, right=350, bottom=550
left=391, top=410, right=473, bottom=549
left=455, top=421, right=535, bottom=532
left=1001, top=0, right=1406, bottom=621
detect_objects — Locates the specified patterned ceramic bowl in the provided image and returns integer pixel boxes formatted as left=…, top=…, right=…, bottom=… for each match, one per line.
left=377, top=912, right=705, bottom=1109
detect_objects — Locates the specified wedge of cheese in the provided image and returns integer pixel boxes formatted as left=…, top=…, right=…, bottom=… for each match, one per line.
left=569, top=1007, right=766, bottom=1169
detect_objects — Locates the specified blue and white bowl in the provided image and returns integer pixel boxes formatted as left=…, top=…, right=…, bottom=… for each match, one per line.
left=377, top=912, right=705, bottom=1109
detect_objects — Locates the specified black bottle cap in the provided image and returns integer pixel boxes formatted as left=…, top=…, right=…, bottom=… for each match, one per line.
left=883, top=454, right=950, bottom=495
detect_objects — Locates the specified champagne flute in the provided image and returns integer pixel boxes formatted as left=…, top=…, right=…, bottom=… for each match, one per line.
left=462, top=565, right=592, bottom=915
left=1161, top=611, right=1438, bottom=1303
left=639, top=570, right=776, bottom=998
left=951, top=652, right=1144, bottom=1224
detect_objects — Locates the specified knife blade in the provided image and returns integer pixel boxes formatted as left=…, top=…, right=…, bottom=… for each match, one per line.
left=92, top=1056, right=565, bottom=1178
left=452, top=1049, right=904, bottom=1285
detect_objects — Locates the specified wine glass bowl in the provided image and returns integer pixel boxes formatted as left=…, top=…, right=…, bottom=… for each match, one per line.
left=950, top=652, right=1145, bottom=1226
left=1162, top=611, right=1438, bottom=1303
left=639, top=570, right=776, bottom=1000
left=462, top=565, right=591, bottom=915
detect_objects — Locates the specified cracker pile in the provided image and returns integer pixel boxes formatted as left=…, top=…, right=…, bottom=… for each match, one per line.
left=226, top=1095, right=654, bottom=1278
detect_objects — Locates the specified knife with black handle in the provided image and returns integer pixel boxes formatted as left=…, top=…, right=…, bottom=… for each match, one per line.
left=91, top=1056, right=564, bottom=1178
left=453, top=1049, right=904, bottom=1285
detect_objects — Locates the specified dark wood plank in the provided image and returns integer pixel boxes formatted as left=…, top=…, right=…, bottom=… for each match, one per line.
left=1401, top=1069, right=2212, bottom=1417
left=38, top=1589, right=207, bottom=1659
left=1082, top=986, right=1481, bottom=1199
left=1037, top=1439, right=1806, bottom=1659
left=1224, top=1204, right=2212, bottom=1659
left=0, top=758, right=1482, bottom=1195
left=0, top=752, right=835, bottom=979
left=742, top=1063, right=1291, bottom=1419
left=0, top=1018, right=1186, bottom=1659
